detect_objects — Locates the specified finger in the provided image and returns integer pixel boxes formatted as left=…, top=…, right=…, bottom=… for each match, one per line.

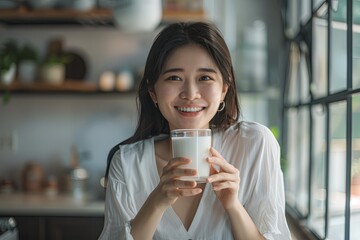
left=161, top=168, right=197, bottom=183
left=208, top=149, right=238, bottom=174
left=207, top=172, right=240, bottom=183
left=177, top=188, right=203, bottom=197
left=163, top=185, right=202, bottom=199
left=208, top=157, right=237, bottom=174
left=209, top=163, right=220, bottom=175
left=209, top=147, right=222, bottom=157
left=163, top=180, right=197, bottom=191
left=163, top=157, right=191, bottom=173
left=212, top=181, right=238, bottom=191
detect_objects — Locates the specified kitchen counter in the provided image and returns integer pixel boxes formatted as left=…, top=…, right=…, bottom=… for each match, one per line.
left=0, top=193, right=104, bottom=217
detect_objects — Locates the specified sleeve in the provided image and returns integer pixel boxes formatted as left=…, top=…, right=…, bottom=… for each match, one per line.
left=98, top=148, right=136, bottom=240
left=244, top=127, right=292, bottom=240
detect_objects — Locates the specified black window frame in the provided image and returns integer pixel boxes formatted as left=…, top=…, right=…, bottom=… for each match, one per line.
left=281, top=0, right=360, bottom=239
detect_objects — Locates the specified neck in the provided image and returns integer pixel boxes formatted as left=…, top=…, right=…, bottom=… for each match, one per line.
left=155, top=137, right=172, bottom=162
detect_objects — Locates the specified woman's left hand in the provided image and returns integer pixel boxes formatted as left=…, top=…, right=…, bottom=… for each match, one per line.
left=206, top=147, right=240, bottom=210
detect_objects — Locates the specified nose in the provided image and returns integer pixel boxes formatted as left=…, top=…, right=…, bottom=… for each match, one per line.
left=179, top=81, right=201, bottom=100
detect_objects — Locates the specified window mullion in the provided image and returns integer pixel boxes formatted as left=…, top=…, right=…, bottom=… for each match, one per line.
left=324, top=102, right=330, bottom=239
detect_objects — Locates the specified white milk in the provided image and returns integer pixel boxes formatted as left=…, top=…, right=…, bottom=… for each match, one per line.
left=172, top=135, right=211, bottom=182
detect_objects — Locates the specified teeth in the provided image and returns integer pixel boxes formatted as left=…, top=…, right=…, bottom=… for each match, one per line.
left=177, top=107, right=203, bottom=112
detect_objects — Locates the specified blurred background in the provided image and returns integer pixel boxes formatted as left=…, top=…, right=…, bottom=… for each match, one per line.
left=0, top=0, right=359, bottom=239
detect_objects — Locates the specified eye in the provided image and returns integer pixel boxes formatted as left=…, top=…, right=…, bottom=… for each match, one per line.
left=166, top=75, right=181, bottom=81
left=200, top=75, right=213, bottom=81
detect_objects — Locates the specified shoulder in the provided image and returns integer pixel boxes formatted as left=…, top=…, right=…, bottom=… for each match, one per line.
left=108, top=138, right=154, bottom=182
left=218, top=121, right=279, bottom=148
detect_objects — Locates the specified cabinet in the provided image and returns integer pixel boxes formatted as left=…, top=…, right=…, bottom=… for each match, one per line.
left=13, top=216, right=103, bottom=240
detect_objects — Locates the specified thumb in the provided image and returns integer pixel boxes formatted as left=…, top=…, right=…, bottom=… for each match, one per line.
left=209, top=162, right=219, bottom=175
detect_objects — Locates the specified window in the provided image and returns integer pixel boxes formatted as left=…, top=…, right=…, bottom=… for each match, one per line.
left=283, top=0, right=360, bottom=239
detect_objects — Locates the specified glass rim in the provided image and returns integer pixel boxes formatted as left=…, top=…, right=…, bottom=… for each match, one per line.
left=170, top=129, right=211, bottom=137
left=170, top=128, right=211, bottom=133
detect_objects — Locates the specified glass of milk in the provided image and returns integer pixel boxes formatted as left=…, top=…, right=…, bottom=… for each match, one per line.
left=171, top=129, right=212, bottom=183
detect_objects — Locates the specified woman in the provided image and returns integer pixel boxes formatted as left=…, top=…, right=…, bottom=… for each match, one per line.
left=99, top=22, right=291, bottom=240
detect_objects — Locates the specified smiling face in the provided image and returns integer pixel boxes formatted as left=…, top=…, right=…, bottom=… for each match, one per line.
left=149, top=44, right=228, bottom=131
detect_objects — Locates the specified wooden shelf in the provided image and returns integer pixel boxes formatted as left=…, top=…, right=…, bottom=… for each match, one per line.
left=0, top=80, right=138, bottom=95
left=0, top=7, right=112, bottom=25
left=0, top=80, right=98, bottom=93
left=0, top=7, right=207, bottom=25
left=0, top=7, right=110, bottom=18
left=162, top=10, right=207, bottom=22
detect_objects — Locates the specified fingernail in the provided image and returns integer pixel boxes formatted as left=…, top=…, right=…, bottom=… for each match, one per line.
left=207, top=157, right=213, bottom=163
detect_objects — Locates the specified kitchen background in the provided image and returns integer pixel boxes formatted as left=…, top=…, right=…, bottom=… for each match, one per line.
left=0, top=0, right=284, bottom=199
left=0, top=0, right=288, bottom=239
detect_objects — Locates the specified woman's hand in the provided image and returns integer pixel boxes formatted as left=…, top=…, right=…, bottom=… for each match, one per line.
left=207, top=147, right=240, bottom=210
left=155, top=157, right=203, bottom=207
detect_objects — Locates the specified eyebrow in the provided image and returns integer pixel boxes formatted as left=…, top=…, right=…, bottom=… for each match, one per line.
left=162, top=67, right=218, bottom=74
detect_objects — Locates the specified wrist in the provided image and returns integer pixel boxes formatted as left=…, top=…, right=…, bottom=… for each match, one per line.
left=224, top=200, right=243, bottom=213
left=151, top=186, right=172, bottom=210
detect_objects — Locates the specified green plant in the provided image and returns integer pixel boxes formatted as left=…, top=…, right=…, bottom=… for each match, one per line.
left=270, top=126, right=288, bottom=172
left=0, top=40, right=18, bottom=74
left=42, top=54, right=71, bottom=66
left=19, top=44, right=39, bottom=62
left=1, top=40, right=18, bottom=105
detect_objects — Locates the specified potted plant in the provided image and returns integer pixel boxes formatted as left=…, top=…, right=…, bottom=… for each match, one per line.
left=351, top=157, right=360, bottom=195
left=0, top=40, right=18, bottom=85
left=18, top=43, right=39, bottom=84
left=39, top=54, right=71, bottom=85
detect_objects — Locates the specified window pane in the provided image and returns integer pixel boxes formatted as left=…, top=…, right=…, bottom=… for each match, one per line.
left=239, top=93, right=268, bottom=126
left=300, top=47, right=310, bottom=102
left=309, top=104, right=327, bottom=238
left=313, top=0, right=325, bottom=11
left=354, top=30, right=360, bottom=89
left=285, top=108, right=298, bottom=208
left=351, top=94, right=360, bottom=239
left=298, top=107, right=310, bottom=215
left=330, top=0, right=348, bottom=94
left=287, top=0, right=300, bottom=36
left=301, top=0, right=311, bottom=24
left=313, top=17, right=328, bottom=98
left=328, top=101, right=347, bottom=240
left=287, top=43, right=300, bottom=105
left=285, top=107, right=309, bottom=216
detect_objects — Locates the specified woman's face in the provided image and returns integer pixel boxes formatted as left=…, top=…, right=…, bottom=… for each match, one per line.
left=149, top=44, right=228, bottom=131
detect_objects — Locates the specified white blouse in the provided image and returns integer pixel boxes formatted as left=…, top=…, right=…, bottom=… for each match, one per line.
left=99, top=121, right=291, bottom=240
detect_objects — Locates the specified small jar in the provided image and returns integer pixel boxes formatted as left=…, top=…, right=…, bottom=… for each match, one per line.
left=22, top=162, right=44, bottom=193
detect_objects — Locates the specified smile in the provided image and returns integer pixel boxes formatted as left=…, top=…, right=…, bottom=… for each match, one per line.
left=176, top=107, right=204, bottom=113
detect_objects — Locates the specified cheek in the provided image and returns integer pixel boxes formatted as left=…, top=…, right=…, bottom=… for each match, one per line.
left=203, top=86, right=223, bottom=102
left=155, top=85, right=178, bottom=103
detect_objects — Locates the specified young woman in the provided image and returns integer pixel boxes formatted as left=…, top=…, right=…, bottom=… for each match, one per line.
left=99, top=22, right=291, bottom=240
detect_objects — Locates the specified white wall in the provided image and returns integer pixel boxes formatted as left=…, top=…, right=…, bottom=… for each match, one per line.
left=0, top=26, right=159, bottom=81
left=0, top=94, right=138, bottom=198
left=0, top=25, right=158, bottom=198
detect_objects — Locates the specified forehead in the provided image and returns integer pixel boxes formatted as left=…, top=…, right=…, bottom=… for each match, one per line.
left=162, top=44, right=218, bottom=70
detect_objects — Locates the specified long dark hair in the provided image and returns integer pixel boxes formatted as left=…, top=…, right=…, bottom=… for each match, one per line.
left=105, top=22, right=240, bottom=178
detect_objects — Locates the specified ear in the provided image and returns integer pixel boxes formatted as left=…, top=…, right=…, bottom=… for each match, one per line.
left=148, top=88, right=157, bottom=103
left=221, top=84, right=229, bottom=101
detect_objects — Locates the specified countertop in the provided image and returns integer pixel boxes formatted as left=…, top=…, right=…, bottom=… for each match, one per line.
left=0, top=193, right=104, bottom=217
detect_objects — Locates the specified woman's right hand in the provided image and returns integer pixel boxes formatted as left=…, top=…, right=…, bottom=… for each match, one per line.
left=155, top=157, right=203, bottom=207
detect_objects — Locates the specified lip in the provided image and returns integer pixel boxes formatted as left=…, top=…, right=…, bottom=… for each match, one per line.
left=175, top=105, right=206, bottom=116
